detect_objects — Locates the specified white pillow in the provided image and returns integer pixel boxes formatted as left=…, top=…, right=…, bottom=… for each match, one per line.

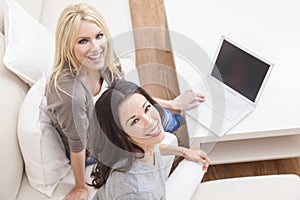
left=2, top=0, right=54, bottom=86
left=18, top=76, right=71, bottom=197
left=0, top=1, right=4, bottom=34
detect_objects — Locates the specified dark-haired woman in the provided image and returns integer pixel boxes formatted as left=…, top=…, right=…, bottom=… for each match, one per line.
left=89, top=80, right=210, bottom=199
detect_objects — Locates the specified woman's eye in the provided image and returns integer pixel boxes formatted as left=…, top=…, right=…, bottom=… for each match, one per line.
left=145, top=105, right=151, bottom=113
left=131, top=119, right=139, bottom=126
left=96, top=33, right=104, bottom=40
left=78, top=39, right=88, bottom=44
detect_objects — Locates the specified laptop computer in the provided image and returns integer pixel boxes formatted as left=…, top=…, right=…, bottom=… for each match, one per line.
left=186, top=36, right=273, bottom=137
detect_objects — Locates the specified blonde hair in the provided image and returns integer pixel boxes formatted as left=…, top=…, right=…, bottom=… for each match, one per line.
left=49, top=3, right=121, bottom=93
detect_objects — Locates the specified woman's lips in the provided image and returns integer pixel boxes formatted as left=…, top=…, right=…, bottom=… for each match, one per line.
left=87, top=52, right=103, bottom=63
left=145, top=125, right=162, bottom=137
left=151, top=128, right=162, bottom=137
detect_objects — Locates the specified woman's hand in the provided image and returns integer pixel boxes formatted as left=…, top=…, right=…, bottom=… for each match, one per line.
left=64, top=186, right=88, bottom=200
left=182, top=148, right=210, bottom=172
left=173, top=90, right=205, bottom=110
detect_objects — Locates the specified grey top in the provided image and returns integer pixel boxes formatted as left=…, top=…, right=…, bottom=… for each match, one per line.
left=93, top=145, right=167, bottom=200
left=45, top=65, right=122, bottom=154
left=46, top=73, right=99, bottom=153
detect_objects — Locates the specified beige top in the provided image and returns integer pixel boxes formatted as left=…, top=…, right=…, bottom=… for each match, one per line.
left=45, top=66, right=122, bottom=153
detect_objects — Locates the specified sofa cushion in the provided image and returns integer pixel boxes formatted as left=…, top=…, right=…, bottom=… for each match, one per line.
left=0, top=32, right=29, bottom=200
left=0, top=1, right=4, bottom=34
left=15, top=0, right=44, bottom=21
left=191, top=174, right=300, bottom=200
left=3, top=0, right=54, bottom=86
left=18, top=76, right=71, bottom=197
left=18, top=165, right=97, bottom=200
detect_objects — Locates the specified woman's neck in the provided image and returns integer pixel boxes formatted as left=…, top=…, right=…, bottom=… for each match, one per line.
left=93, top=77, right=103, bottom=96
left=79, top=69, right=102, bottom=96
left=139, top=151, right=155, bottom=166
left=137, top=145, right=156, bottom=165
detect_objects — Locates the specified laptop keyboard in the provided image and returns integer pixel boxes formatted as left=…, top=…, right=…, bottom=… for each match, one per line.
left=198, top=79, right=248, bottom=121
left=204, top=98, right=245, bottom=121
left=225, top=101, right=245, bottom=121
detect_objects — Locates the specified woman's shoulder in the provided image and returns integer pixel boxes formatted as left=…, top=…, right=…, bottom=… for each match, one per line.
left=98, top=174, right=158, bottom=200
left=104, top=163, right=165, bottom=200
left=106, top=159, right=140, bottom=182
left=46, top=75, right=87, bottom=98
left=103, top=167, right=138, bottom=197
left=45, top=76, right=91, bottom=113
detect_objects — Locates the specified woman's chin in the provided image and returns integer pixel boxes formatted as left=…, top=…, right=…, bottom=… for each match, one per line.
left=158, top=130, right=166, bottom=143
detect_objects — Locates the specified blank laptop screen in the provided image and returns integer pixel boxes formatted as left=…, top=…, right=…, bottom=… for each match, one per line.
left=211, top=39, right=271, bottom=102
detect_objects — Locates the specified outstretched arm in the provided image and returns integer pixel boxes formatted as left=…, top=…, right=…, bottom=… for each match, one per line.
left=153, top=90, right=205, bottom=111
left=158, top=143, right=210, bottom=172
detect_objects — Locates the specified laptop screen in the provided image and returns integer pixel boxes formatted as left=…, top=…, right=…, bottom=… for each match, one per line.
left=211, top=39, right=271, bottom=102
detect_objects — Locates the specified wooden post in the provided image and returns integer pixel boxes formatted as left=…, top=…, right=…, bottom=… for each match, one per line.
left=129, top=0, right=189, bottom=148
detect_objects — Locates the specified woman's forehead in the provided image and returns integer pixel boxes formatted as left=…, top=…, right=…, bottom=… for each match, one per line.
left=125, top=93, right=147, bottom=105
left=119, top=93, right=147, bottom=114
left=77, top=21, right=102, bottom=36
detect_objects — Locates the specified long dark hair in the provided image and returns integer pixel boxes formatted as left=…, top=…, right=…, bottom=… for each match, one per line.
left=90, top=80, right=165, bottom=188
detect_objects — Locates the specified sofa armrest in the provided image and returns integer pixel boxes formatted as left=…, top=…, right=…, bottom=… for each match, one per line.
left=160, top=132, right=178, bottom=179
left=161, top=132, right=206, bottom=200
left=165, top=160, right=204, bottom=200
left=191, top=174, right=300, bottom=200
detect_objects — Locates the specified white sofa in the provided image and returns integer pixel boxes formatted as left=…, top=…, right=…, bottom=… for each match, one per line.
left=0, top=0, right=201, bottom=199
left=0, top=0, right=300, bottom=200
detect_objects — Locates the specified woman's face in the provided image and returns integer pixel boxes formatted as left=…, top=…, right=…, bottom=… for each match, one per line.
left=118, top=93, right=165, bottom=149
left=73, top=21, right=107, bottom=71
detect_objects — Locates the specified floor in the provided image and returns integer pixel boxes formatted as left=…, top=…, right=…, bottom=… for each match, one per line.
left=202, top=157, right=300, bottom=182
left=129, top=0, right=300, bottom=182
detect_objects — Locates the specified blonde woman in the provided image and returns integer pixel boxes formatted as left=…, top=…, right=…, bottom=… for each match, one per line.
left=46, top=3, right=205, bottom=200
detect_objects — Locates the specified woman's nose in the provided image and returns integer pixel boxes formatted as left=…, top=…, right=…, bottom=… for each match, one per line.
left=141, top=114, right=153, bottom=127
left=91, top=40, right=102, bottom=51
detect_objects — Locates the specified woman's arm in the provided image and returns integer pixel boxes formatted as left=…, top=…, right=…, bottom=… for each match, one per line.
left=153, top=90, right=205, bottom=110
left=64, top=149, right=88, bottom=200
left=158, top=143, right=210, bottom=172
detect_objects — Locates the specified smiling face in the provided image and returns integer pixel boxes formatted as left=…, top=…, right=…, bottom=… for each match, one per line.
left=73, top=21, right=107, bottom=71
left=118, top=93, right=165, bottom=151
